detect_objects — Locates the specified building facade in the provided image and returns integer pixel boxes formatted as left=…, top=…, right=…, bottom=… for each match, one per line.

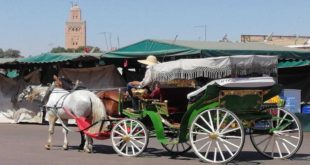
left=241, top=34, right=310, bottom=47
left=65, top=4, right=86, bottom=49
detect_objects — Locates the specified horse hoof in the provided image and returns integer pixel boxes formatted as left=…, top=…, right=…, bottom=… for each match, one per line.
left=62, top=146, right=68, bottom=150
left=44, top=145, right=50, bottom=150
left=84, top=148, right=92, bottom=153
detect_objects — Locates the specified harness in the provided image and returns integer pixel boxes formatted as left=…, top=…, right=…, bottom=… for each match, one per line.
left=46, top=90, right=113, bottom=137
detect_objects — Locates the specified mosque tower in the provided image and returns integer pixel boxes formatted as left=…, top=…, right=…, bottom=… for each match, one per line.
left=65, top=4, right=86, bottom=49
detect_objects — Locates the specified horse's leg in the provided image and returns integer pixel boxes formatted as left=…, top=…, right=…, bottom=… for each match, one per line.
left=62, top=119, right=69, bottom=150
left=83, top=135, right=93, bottom=153
left=79, top=132, right=85, bottom=150
left=45, top=114, right=57, bottom=150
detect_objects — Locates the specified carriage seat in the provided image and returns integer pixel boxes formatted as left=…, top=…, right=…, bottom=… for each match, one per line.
left=187, top=77, right=276, bottom=100
left=160, top=87, right=195, bottom=114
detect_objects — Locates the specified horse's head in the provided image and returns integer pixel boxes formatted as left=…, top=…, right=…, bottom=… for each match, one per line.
left=18, top=85, right=49, bottom=102
left=53, top=75, right=74, bottom=90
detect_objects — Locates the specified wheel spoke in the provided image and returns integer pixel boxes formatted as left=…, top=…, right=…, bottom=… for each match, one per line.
left=200, top=115, right=214, bottom=132
left=192, top=131, right=209, bottom=136
left=198, top=140, right=211, bottom=152
left=271, top=137, right=276, bottom=157
left=130, top=123, right=139, bottom=135
left=133, top=128, right=144, bottom=136
left=114, top=130, right=125, bottom=137
left=276, top=129, right=299, bottom=134
left=131, top=136, right=146, bottom=139
left=123, top=120, right=128, bottom=135
left=263, top=136, right=273, bottom=152
left=217, top=112, right=228, bottom=132
left=221, top=135, right=242, bottom=139
left=216, top=109, right=220, bottom=132
left=207, top=111, right=215, bottom=132
left=204, top=141, right=212, bottom=157
left=130, top=141, right=142, bottom=152
left=181, top=143, right=186, bottom=150
left=115, top=139, right=124, bottom=146
left=119, top=142, right=126, bottom=151
left=194, top=136, right=209, bottom=143
left=223, top=143, right=233, bottom=156
left=276, top=140, right=283, bottom=158
left=219, top=137, right=239, bottom=148
left=280, top=137, right=297, bottom=148
left=220, top=119, right=236, bottom=134
left=216, top=141, right=225, bottom=161
left=256, top=135, right=272, bottom=146
left=214, top=147, right=217, bottom=162
left=194, top=123, right=212, bottom=134
left=220, top=127, right=240, bottom=135
left=276, top=109, right=280, bottom=126
left=170, top=144, right=175, bottom=151
left=118, top=124, right=127, bottom=135
left=132, top=138, right=146, bottom=146
left=282, top=142, right=291, bottom=155
left=131, top=145, right=135, bottom=155
left=130, top=120, right=133, bottom=135
left=278, top=113, right=288, bottom=126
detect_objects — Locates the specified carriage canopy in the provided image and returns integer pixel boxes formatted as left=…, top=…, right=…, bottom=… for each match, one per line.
left=149, top=55, right=278, bottom=82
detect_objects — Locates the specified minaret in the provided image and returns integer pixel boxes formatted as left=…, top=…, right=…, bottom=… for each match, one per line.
left=65, top=4, right=86, bottom=49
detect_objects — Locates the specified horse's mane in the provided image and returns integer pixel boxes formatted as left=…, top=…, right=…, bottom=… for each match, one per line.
left=59, top=77, right=74, bottom=90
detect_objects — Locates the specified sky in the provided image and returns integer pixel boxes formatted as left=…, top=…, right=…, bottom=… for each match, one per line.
left=0, top=0, right=309, bottom=56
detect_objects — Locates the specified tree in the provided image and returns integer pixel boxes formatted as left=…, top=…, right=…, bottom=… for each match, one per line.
left=0, top=48, right=4, bottom=58
left=50, top=46, right=102, bottom=53
left=0, top=48, right=22, bottom=58
left=50, top=47, right=67, bottom=53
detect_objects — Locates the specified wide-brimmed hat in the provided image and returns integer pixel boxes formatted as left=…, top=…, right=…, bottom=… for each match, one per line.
left=137, top=55, right=159, bottom=66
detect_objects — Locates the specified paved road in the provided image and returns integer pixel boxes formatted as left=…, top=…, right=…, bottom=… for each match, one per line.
left=0, top=123, right=309, bottom=165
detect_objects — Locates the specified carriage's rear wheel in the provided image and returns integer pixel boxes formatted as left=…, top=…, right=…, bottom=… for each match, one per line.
left=111, top=118, right=149, bottom=157
left=190, top=108, right=245, bottom=163
left=250, top=108, right=303, bottom=159
left=161, top=127, right=192, bottom=155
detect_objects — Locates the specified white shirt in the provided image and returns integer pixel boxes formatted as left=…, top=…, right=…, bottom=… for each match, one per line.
left=140, top=68, right=152, bottom=87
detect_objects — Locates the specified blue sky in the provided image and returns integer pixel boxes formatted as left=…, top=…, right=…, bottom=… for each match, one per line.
left=0, top=0, right=309, bottom=56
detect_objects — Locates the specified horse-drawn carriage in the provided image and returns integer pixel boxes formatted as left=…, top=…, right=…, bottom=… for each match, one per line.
left=18, top=55, right=303, bottom=163
left=109, top=55, right=303, bottom=163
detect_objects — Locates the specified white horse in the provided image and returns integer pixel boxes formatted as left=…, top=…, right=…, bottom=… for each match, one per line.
left=18, top=84, right=108, bottom=153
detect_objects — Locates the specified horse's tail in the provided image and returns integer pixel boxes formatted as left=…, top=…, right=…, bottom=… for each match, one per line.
left=87, top=94, right=108, bottom=134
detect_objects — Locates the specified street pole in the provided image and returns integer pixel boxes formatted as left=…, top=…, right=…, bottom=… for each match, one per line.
left=194, top=24, right=207, bottom=41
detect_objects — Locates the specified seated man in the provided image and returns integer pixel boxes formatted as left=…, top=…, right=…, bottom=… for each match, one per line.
left=127, top=55, right=160, bottom=110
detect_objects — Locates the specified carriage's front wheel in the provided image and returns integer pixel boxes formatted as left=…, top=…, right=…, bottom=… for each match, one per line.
left=111, top=118, right=149, bottom=157
left=190, top=108, right=245, bottom=163
left=250, top=108, right=303, bottom=159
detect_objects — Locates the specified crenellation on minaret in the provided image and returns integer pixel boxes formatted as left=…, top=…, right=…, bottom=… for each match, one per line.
left=65, top=4, right=86, bottom=49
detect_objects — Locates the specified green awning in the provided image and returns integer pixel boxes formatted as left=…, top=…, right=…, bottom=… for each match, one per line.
left=278, top=60, right=310, bottom=68
left=18, top=53, right=102, bottom=64
left=106, top=39, right=310, bottom=59
left=105, top=39, right=200, bottom=58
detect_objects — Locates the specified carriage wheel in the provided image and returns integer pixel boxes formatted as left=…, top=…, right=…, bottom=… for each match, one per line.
left=161, top=127, right=192, bottom=155
left=111, top=118, right=149, bottom=157
left=189, top=108, right=245, bottom=163
left=250, top=108, right=303, bottom=159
